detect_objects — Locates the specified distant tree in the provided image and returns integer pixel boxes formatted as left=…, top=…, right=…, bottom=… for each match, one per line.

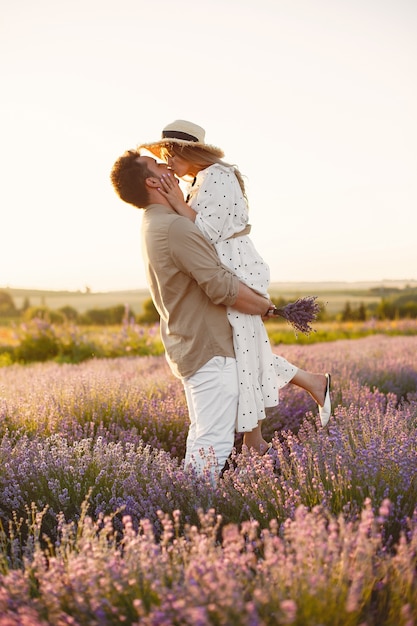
left=357, top=302, right=367, bottom=321
left=80, top=309, right=108, bottom=325
left=108, top=305, right=125, bottom=323
left=392, top=293, right=417, bottom=318
left=137, top=298, right=160, bottom=325
left=81, top=305, right=125, bottom=325
left=376, top=299, right=396, bottom=320
left=23, top=306, right=66, bottom=324
left=341, top=301, right=353, bottom=321
left=20, top=297, right=31, bottom=313
left=316, top=300, right=329, bottom=321
left=58, top=306, right=79, bottom=322
left=401, top=302, right=417, bottom=318
left=370, top=290, right=417, bottom=320
left=0, top=290, right=18, bottom=317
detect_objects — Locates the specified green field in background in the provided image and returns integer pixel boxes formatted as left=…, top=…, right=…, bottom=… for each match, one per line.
left=5, top=279, right=417, bottom=316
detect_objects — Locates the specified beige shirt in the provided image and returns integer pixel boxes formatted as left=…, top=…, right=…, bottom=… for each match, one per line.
left=141, top=204, right=240, bottom=379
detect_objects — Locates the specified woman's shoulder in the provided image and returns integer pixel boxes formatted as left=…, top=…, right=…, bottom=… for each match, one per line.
left=206, top=163, right=235, bottom=175
left=198, top=163, right=237, bottom=184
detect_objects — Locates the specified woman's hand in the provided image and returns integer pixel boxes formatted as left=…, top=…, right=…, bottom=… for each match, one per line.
left=158, top=173, right=197, bottom=222
left=158, top=172, right=184, bottom=208
left=261, top=303, right=276, bottom=321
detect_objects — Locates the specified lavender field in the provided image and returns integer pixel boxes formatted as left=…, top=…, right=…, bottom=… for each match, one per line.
left=1, top=335, right=417, bottom=625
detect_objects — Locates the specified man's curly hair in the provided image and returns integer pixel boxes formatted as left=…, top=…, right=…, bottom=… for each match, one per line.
left=110, top=150, right=153, bottom=209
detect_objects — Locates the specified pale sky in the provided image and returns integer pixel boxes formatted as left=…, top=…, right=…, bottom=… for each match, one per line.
left=1, top=0, right=416, bottom=292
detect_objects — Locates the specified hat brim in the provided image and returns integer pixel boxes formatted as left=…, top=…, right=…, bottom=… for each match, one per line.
left=138, top=138, right=224, bottom=160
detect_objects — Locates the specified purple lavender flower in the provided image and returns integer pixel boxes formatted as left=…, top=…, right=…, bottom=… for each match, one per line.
left=272, top=296, right=321, bottom=335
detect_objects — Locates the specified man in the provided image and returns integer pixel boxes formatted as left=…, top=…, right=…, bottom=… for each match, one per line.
left=110, top=150, right=273, bottom=477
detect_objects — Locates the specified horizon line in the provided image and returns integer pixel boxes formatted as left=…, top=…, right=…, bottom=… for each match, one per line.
left=2, top=278, right=417, bottom=294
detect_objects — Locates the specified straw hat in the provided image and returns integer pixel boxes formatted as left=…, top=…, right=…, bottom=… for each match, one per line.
left=138, top=120, right=224, bottom=159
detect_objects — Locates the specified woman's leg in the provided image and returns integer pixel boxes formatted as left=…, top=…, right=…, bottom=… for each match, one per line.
left=242, top=369, right=330, bottom=455
left=242, top=424, right=270, bottom=454
left=289, top=369, right=327, bottom=405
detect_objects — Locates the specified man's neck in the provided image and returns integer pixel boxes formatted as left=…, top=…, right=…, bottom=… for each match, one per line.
left=145, top=201, right=175, bottom=212
left=147, top=192, right=172, bottom=208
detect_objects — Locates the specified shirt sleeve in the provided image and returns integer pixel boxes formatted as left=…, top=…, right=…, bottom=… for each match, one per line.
left=192, top=166, right=248, bottom=244
left=168, top=216, right=239, bottom=306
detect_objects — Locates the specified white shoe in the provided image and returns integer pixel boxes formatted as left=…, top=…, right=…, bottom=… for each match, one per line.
left=319, top=373, right=332, bottom=427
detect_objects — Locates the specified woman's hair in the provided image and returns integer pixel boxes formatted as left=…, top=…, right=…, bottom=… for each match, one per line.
left=110, top=150, right=153, bottom=209
left=162, top=144, right=247, bottom=201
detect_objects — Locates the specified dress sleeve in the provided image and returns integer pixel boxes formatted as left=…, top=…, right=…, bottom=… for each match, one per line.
left=192, top=166, right=248, bottom=244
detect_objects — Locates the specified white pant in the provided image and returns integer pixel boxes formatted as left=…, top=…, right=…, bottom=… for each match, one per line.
left=182, top=356, right=238, bottom=477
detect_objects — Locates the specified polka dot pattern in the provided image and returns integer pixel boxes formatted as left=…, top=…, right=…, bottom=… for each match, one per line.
left=189, top=163, right=297, bottom=432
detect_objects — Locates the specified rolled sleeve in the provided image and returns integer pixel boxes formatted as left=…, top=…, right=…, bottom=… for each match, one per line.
left=169, top=217, right=239, bottom=306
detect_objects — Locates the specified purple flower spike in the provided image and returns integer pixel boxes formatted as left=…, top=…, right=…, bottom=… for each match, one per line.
left=272, top=296, right=320, bottom=335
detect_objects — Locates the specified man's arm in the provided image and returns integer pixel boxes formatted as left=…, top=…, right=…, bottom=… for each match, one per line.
left=170, top=218, right=272, bottom=316
left=233, top=282, right=272, bottom=316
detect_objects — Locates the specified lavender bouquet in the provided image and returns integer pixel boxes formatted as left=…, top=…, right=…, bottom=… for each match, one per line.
left=271, top=295, right=320, bottom=335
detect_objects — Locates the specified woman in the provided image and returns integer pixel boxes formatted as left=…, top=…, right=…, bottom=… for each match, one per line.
left=139, top=120, right=331, bottom=454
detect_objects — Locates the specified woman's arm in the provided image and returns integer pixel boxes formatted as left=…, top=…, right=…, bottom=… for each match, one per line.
left=233, top=282, right=273, bottom=316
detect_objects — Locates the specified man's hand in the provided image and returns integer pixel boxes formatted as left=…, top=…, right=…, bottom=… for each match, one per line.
left=233, top=283, right=274, bottom=317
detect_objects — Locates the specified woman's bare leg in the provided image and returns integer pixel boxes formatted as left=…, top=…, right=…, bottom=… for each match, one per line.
left=242, top=371, right=328, bottom=454
left=289, top=369, right=327, bottom=405
left=243, top=424, right=270, bottom=454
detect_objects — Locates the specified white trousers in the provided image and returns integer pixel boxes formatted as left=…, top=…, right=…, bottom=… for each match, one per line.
left=182, top=356, right=238, bottom=477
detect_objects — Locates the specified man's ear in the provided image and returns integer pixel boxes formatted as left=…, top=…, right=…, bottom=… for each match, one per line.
left=145, top=176, right=160, bottom=189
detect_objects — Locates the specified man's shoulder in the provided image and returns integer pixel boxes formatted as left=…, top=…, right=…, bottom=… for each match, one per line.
left=143, top=205, right=204, bottom=241
left=168, top=213, right=205, bottom=239
left=168, top=216, right=217, bottom=259
left=143, top=204, right=181, bottom=227
left=145, top=203, right=175, bottom=214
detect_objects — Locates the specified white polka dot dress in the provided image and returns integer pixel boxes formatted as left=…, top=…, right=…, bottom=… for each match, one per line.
left=188, top=164, right=297, bottom=433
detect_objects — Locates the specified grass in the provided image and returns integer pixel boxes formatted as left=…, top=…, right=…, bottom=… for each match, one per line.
left=1, top=319, right=416, bottom=368
left=266, top=318, right=417, bottom=344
